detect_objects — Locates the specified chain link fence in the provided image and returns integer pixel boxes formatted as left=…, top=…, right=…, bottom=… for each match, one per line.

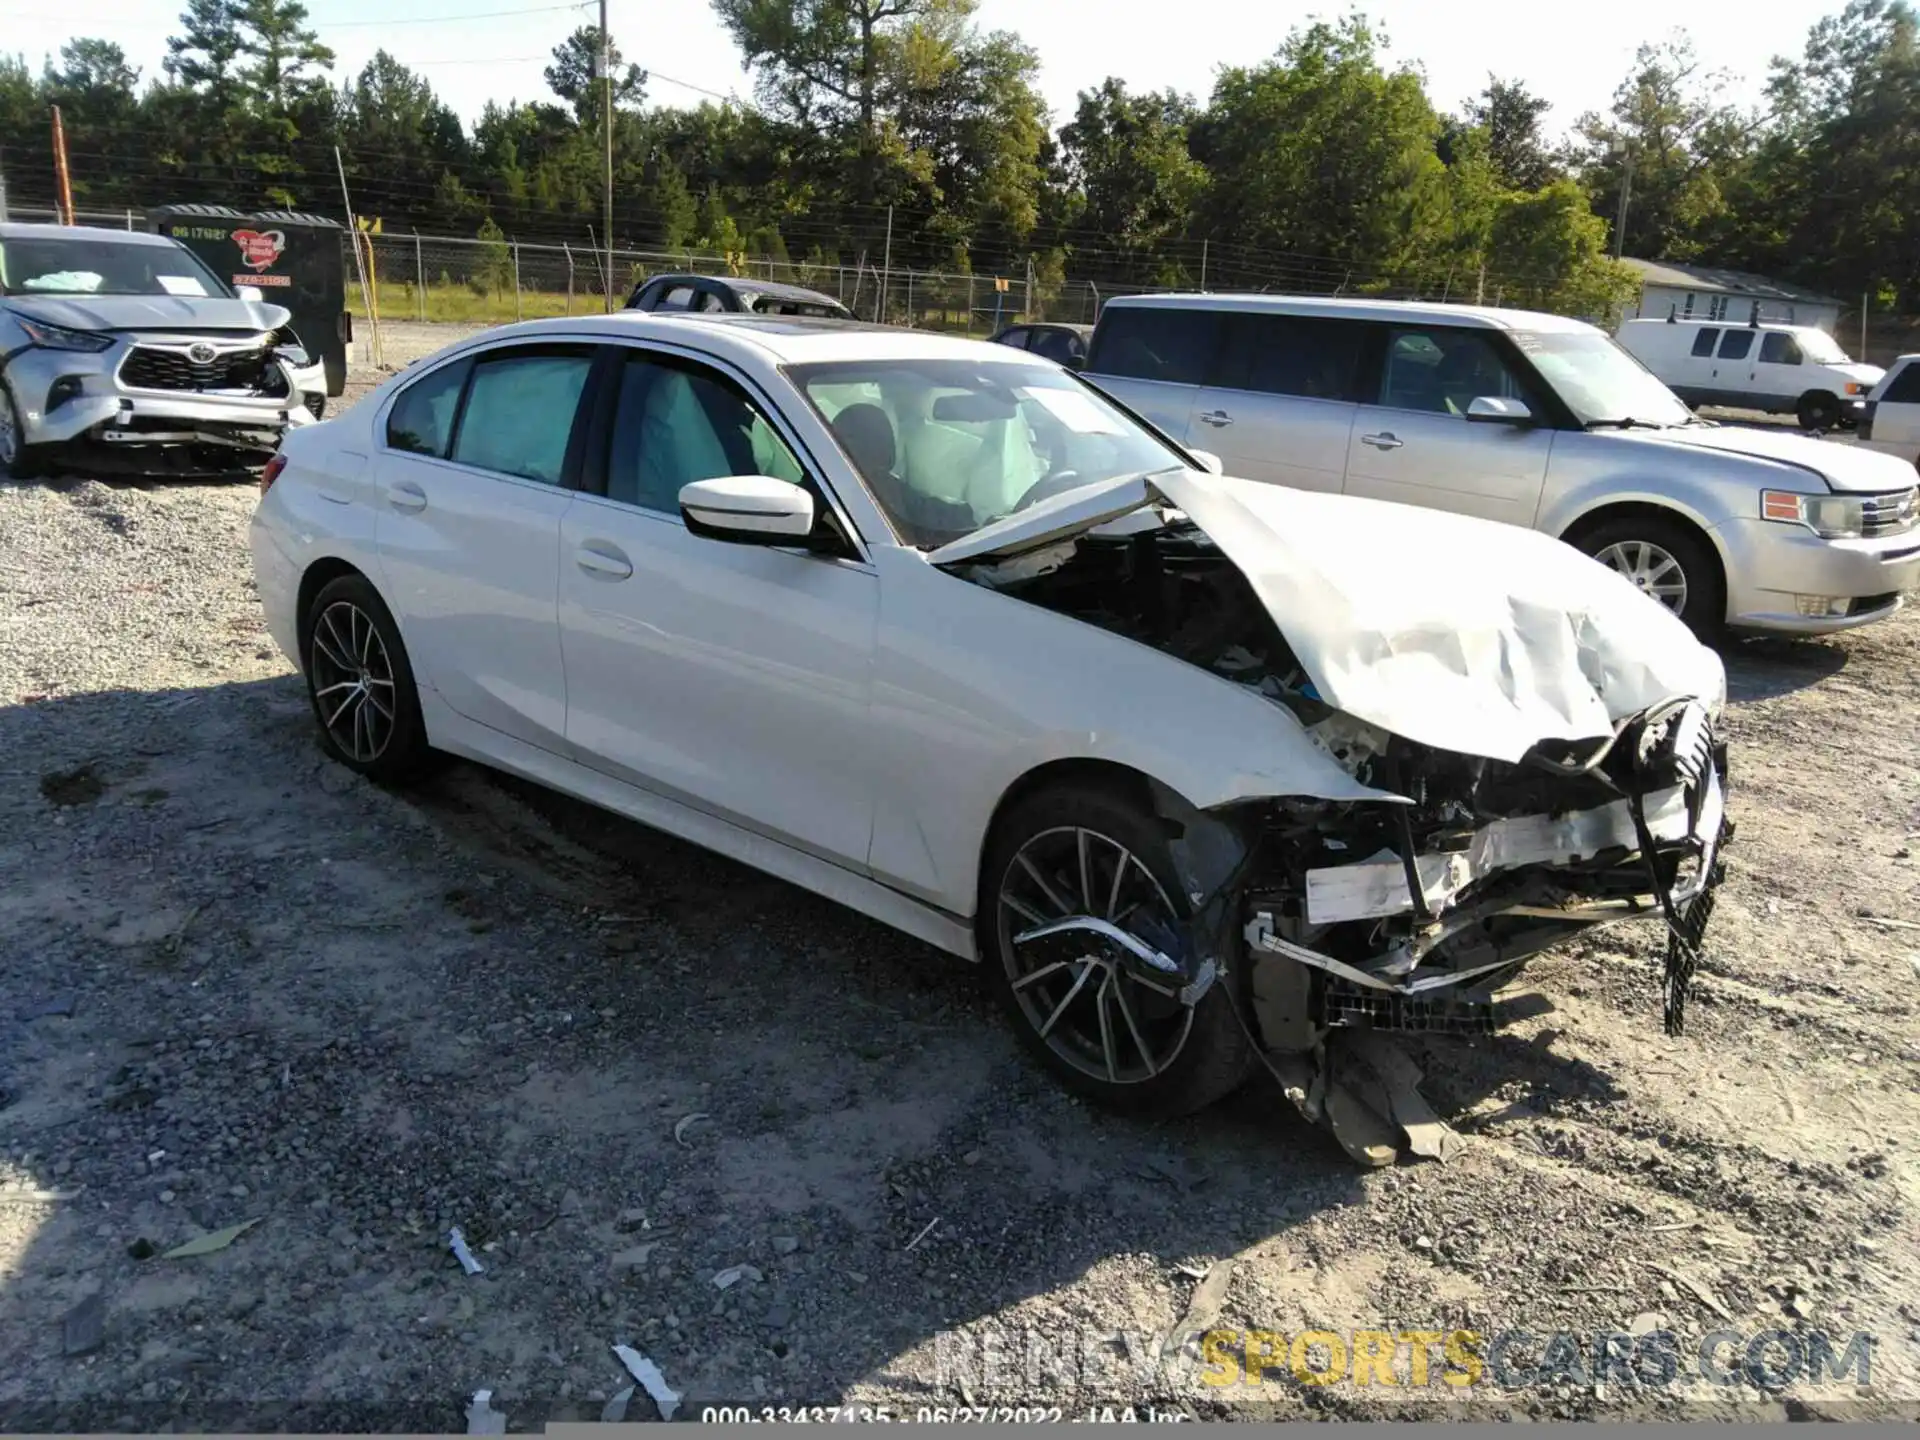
left=350, top=229, right=1105, bottom=334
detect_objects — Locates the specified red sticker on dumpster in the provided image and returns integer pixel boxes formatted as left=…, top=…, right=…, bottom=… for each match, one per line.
left=232, top=229, right=287, bottom=271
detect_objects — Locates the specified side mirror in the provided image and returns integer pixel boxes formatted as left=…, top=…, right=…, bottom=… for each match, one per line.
left=1187, top=449, right=1225, bottom=476
left=234, top=284, right=264, bottom=304
left=1466, top=395, right=1534, bottom=425
left=680, top=475, right=817, bottom=545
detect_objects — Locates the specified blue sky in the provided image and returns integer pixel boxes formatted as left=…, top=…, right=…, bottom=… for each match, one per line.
left=0, top=0, right=1842, bottom=136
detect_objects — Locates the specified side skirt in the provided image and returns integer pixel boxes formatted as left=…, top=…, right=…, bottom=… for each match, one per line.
left=418, top=689, right=979, bottom=962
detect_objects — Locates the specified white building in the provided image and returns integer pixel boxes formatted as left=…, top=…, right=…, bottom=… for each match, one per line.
left=1620, top=258, right=1843, bottom=334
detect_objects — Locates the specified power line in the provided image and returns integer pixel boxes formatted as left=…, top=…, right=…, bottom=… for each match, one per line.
left=318, top=2, right=589, bottom=26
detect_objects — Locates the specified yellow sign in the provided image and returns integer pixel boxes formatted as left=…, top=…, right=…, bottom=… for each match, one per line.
left=994, top=277, right=1010, bottom=293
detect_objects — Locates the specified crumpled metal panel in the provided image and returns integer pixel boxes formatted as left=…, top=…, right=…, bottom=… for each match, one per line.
left=1151, top=470, right=1728, bottom=764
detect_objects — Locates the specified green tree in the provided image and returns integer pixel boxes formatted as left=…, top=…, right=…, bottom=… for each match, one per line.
left=234, top=0, right=332, bottom=113
left=1188, top=13, right=1447, bottom=285
left=1055, top=79, right=1205, bottom=284
left=165, top=0, right=245, bottom=102
left=1572, top=33, right=1743, bottom=261
left=1445, top=76, right=1557, bottom=191
left=1487, top=178, right=1640, bottom=318
left=545, top=25, right=647, bottom=123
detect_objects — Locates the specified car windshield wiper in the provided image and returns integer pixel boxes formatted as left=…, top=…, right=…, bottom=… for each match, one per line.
left=1585, top=417, right=1671, bottom=431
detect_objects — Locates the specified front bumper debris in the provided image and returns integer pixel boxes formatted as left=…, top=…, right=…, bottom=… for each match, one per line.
left=1238, top=696, right=1732, bottom=1167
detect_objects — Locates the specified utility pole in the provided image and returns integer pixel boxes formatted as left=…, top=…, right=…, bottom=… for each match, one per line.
left=51, top=107, right=74, bottom=225
left=601, top=0, right=614, bottom=312
left=1200, top=238, right=1208, bottom=291
left=878, top=204, right=893, bottom=324
left=1611, top=139, right=1635, bottom=261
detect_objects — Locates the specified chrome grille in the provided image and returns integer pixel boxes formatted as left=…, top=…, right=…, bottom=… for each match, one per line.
left=1861, top=487, right=1917, bottom=537
left=120, top=343, right=287, bottom=396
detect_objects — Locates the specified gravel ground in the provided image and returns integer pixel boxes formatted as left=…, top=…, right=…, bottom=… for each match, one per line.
left=2, top=328, right=1918, bottom=1426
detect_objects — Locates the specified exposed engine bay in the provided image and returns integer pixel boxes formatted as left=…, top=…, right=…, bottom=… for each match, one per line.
left=953, top=515, right=1732, bottom=1164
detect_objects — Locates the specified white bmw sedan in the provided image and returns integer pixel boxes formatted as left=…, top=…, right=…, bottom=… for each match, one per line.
left=251, top=313, right=1732, bottom=1152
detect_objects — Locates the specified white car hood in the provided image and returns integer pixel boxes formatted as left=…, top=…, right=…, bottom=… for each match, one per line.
left=1635, top=423, right=1915, bottom=493
left=934, top=469, right=1725, bottom=765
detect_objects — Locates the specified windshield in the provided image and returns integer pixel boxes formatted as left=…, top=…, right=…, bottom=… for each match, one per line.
left=0, top=235, right=230, bottom=298
left=1796, top=329, right=1851, bottom=364
left=789, top=357, right=1192, bottom=547
left=1512, top=330, right=1695, bottom=428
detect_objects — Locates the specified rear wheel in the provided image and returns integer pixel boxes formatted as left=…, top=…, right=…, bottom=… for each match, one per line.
left=980, top=781, right=1254, bottom=1118
left=1796, top=390, right=1842, bottom=432
left=302, top=573, right=435, bottom=784
left=1575, top=513, right=1726, bottom=644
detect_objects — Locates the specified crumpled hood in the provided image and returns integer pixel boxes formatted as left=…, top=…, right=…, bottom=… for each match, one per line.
left=1632, top=423, right=1915, bottom=494
left=1151, top=472, right=1726, bottom=763
left=3, top=294, right=289, bottom=334
left=933, top=469, right=1726, bottom=765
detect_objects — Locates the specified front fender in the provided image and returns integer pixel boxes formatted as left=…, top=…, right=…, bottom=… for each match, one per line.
left=866, top=549, right=1403, bottom=916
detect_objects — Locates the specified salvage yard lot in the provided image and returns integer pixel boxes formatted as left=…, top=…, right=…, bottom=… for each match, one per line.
left=2, top=331, right=1918, bottom=1424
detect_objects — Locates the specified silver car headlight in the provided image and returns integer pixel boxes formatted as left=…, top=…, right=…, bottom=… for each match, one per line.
left=18, top=317, right=114, bottom=353
left=1761, top=489, right=1865, bottom=540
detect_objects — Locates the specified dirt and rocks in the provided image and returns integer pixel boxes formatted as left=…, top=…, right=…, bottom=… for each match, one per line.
left=1, top=330, right=1918, bottom=1427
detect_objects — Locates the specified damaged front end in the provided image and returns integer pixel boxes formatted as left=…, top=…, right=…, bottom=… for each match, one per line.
left=941, top=478, right=1732, bottom=1164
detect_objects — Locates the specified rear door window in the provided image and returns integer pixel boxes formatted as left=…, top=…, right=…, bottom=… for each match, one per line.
left=448, top=348, right=595, bottom=485
left=1717, top=330, right=1755, bottom=361
left=656, top=284, right=696, bottom=312
left=386, top=358, right=471, bottom=457
left=1224, top=314, right=1366, bottom=401
left=1690, top=328, right=1721, bottom=357
left=1088, top=307, right=1221, bottom=385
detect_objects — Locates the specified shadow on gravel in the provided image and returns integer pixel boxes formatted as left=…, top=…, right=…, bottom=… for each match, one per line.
left=1721, top=634, right=1851, bottom=702
left=0, top=677, right=1639, bottom=1426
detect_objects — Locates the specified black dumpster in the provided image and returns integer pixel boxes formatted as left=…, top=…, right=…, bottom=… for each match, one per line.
left=147, top=204, right=352, bottom=397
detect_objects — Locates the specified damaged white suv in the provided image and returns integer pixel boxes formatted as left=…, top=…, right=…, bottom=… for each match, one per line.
left=251, top=314, right=1731, bottom=1160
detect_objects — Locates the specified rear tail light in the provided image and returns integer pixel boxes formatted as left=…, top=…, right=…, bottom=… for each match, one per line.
left=259, top=452, right=289, bottom=495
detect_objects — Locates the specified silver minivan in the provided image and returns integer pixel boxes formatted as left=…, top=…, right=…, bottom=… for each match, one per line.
left=1081, top=294, right=1920, bottom=640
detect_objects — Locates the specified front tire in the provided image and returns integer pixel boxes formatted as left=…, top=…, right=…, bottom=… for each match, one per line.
left=979, top=781, right=1254, bottom=1118
left=1796, top=390, right=1841, bottom=432
left=302, top=574, right=435, bottom=784
left=1575, top=513, right=1726, bottom=645
left=0, top=383, right=45, bottom=480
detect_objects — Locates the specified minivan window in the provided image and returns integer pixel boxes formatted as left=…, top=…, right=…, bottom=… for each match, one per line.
left=386, top=358, right=471, bottom=457
left=1883, top=363, right=1920, bottom=405
left=1511, top=331, right=1694, bottom=427
left=1377, top=328, right=1532, bottom=415
left=1717, top=330, right=1755, bottom=361
left=1230, top=314, right=1364, bottom=401
left=1089, top=308, right=1220, bottom=385
left=1690, top=328, right=1720, bottom=357
left=1759, top=332, right=1803, bottom=365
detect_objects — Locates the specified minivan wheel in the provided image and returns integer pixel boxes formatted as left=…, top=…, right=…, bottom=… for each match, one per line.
left=1796, top=390, right=1842, bottom=432
left=303, top=573, right=435, bottom=784
left=980, top=781, right=1254, bottom=1118
left=1576, top=514, right=1726, bottom=644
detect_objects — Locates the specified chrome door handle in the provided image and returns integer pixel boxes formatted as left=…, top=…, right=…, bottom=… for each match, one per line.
left=575, top=542, right=633, bottom=581
left=387, top=480, right=427, bottom=512
left=1198, top=410, right=1233, bottom=428
left=1360, top=432, right=1404, bottom=451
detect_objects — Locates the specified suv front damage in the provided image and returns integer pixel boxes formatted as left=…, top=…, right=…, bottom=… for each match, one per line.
left=934, top=468, right=1732, bottom=1163
left=0, top=224, right=326, bottom=479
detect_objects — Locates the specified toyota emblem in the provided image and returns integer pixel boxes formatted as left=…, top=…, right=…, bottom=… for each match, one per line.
left=188, top=342, right=218, bottom=365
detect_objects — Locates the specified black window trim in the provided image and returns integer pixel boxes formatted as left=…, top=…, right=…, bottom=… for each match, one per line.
left=382, top=352, right=474, bottom=461
left=578, top=339, right=869, bottom=565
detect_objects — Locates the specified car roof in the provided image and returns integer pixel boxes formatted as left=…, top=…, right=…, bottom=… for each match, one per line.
left=1622, top=316, right=1822, bottom=333
left=434, top=311, right=1050, bottom=368
left=0, top=222, right=181, bottom=247
left=639, top=272, right=847, bottom=308
left=1100, top=291, right=1597, bottom=334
